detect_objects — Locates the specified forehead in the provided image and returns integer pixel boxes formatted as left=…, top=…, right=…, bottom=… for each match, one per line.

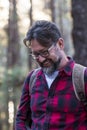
left=31, top=39, right=47, bottom=51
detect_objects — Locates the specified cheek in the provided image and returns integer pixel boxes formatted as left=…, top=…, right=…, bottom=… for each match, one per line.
left=49, top=52, right=60, bottom=62
left=50, top=48, right=62, bottom=62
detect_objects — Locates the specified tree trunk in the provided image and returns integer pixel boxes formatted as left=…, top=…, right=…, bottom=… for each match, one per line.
left=28, top=0, right=33, bottom=70
left=50, top=0, right=56, bottom=22
left=5, top=0, right=20, bottom=129
left=7, top=0, right=20, bottom=68
left=71, top=0, right=87, bottom=66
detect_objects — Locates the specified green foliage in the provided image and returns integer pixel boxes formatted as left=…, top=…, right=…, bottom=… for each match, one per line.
left=0, top=65, right=28, bottom=109
left=3, top=66, right=28, bottom=86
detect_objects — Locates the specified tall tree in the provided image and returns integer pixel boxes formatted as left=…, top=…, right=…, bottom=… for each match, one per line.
left=71, top=0, right=87, bottom=66
left=28, top=0, right=33, bottom=70
left=7, top=0, right=20, bottom=68
left=5, top=0, right=20, bottom=129
left=50, top=0, right=56, bottom=22
left=27, top=0, right=38, bottom=70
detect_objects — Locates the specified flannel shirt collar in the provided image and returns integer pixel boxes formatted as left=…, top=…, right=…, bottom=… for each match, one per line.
left=59, top=57, right=75, bottom=76
left=36, top=57, right=75, bottom=77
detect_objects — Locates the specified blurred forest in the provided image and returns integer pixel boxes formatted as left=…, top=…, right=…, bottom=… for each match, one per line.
left=0, top=0, right=87, bottom=130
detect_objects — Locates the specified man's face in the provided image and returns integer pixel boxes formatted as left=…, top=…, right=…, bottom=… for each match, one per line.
left=30, top=39, right=63, bottom=75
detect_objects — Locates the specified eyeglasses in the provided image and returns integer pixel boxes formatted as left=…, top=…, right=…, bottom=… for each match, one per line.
left=29, top=45, right=54, bottom=59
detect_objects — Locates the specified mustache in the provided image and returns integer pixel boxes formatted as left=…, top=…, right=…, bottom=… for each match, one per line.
left=39, top=59, right=52, bottom=67
left=39, top=59, right=48, bottom=67
left=38, top=57, right=61, bottom=70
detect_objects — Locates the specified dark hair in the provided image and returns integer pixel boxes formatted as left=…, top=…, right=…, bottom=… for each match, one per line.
left=23, top=20, right=61, bottom=47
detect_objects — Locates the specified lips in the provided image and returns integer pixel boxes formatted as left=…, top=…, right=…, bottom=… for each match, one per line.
left=43, top=60, right=51, bottom=67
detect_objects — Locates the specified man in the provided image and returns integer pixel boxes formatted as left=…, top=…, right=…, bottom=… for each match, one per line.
left=15, top=20, right=87, bottom=130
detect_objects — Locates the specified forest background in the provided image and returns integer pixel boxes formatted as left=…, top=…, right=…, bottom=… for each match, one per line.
left=0, top=0, right=87, bottom=130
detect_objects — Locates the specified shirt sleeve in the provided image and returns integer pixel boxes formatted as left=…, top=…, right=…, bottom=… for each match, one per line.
left=15, top=72, right=32, bottom=130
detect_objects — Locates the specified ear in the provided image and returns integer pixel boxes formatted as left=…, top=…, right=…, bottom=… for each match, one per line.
left=57, top=38, right=64, bottom=49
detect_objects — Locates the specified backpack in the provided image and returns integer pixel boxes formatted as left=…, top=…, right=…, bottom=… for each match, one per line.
left=72, top=64, right=87, bottom=110
left=29, top=64, right=87, bottom=110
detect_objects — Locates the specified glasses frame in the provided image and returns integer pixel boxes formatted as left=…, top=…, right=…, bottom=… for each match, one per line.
left=29, top=44, right=55, bottom=60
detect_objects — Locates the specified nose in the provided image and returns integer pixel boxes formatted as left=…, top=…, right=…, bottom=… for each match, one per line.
left=37, top=55, right=46, bottom=62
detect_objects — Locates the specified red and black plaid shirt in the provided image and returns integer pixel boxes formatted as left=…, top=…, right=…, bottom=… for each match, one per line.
left=15, top=58, right=87, bottom=130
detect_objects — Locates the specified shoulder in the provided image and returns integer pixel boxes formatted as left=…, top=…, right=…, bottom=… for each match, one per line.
left=26, top=67, right=41, bottom=81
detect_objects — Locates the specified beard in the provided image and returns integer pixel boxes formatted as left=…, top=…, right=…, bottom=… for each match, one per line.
left=39, top=58, right=61, bottom=76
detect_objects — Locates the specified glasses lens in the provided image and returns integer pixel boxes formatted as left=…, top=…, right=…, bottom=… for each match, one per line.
left=41, top=50, right=49, bottom=57
left=30, top=52, right=39, bottom=59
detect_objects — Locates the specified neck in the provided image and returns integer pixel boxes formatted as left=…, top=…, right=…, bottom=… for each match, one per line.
left=58, top=56, right=69, bottom=70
